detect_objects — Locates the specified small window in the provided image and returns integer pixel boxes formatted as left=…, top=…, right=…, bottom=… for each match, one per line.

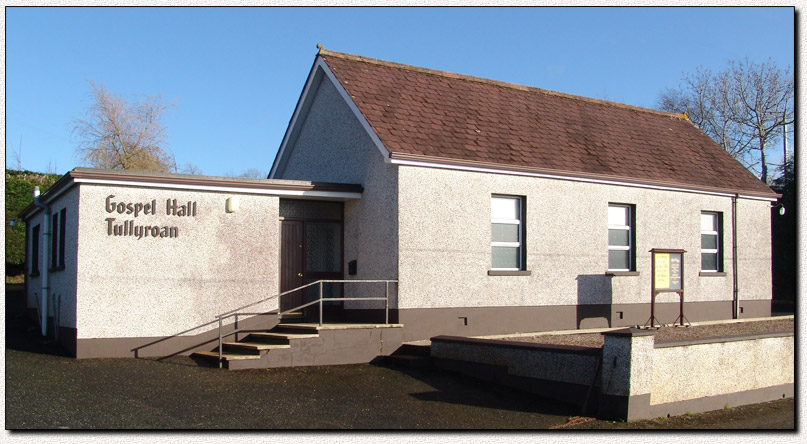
left=608, top=204, right=635, bottom=271
left=491, top=195, right=525, bottom=270
left=59, top=208, right=66, bottom=268
left=48, top=209, right=67, bottom=271
left=31, top=224, right=41, bottom=276
left=51, top=212, right=59, bottom=270
left=701, top=212, right=722, bottom=272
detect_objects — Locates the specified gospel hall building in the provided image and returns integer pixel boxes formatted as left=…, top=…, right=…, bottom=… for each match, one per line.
left=20, top=49, right=779, bottom=366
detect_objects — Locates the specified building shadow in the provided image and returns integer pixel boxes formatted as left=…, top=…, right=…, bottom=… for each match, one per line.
left=374, top=361, right=579, bottom=417
left=5, top=284, right=71, bottom=357
left=576, top=275, right=613, bottom=329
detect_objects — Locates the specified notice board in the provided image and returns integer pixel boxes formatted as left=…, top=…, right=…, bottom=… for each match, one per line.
left=648, top=248, right=687, bottom=327
left=653, top=251, right=683, bottom=291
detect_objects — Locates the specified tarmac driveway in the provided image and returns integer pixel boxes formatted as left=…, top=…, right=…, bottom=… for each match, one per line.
left=4, top=287, right=795, bottom=430
left=5, top=316, right=576, bottom=429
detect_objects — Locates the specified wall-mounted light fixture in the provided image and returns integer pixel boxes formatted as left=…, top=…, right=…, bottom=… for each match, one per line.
left=771, top=203, right=786, bottom=216
left=226, top=196, right=240, bottom=213
left=9, top=218, right=16, bottom=227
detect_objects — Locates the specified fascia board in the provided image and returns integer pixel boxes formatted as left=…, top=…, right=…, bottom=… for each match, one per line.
left=390, top=156, right=779, bottom=202
left=71, top=177, right=362, bottom=200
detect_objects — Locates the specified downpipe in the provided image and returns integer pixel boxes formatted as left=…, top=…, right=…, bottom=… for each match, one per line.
left=732, top=194, right=739, bottom=319
left=32, top=186, right=51, bottom=336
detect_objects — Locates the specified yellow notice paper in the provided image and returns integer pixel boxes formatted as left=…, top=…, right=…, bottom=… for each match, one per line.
left=654, top=253, right=670, bottom=289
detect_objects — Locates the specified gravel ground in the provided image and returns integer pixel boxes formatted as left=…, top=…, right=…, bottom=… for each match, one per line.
left=502, top=317, right=794, bottom=349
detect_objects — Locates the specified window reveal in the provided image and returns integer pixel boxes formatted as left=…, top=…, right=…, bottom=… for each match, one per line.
left=491, top=195, right=525, bottom=270
left=701, top=212, right=722, bottom=272
left=608, top=204, right=635, bottom=271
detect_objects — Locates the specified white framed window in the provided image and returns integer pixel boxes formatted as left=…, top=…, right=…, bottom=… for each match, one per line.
left=701, top=212, right=722, bottom=272
left=491, top=195, right=524, bottom=270
left=608, top=204, right=634, bottom=271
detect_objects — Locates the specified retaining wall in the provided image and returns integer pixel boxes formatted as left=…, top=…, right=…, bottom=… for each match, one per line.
left=431, top=327, right=794, bottom=421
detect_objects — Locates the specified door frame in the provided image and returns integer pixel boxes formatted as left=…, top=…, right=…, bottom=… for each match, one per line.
left=279, top=202, right=345, bottom=321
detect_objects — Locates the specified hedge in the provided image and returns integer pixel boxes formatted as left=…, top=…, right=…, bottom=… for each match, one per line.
left=5, top=170, right=60, bottom=267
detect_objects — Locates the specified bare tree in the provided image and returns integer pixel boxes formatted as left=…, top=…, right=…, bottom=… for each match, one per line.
left=238, top=168, right=267, bottom=179
left=178, top=162, right=204, bottom=175
left=13, top=136, right=23, bottom=170
left=658, top=59, right=793, bottom=183
left=73, top=81, right=176, bottom=172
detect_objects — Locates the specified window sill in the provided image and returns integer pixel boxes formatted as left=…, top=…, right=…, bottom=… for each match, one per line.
left=488, top=270, right=532, bottom=276
left=48, top=266, right=66, bottom=273
left=699, top=271, right=726, bottom=277
left=605, top=271, right=640, bottom=276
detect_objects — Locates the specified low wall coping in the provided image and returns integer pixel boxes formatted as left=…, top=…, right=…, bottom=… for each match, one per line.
left=654, top=331, right=794, bottom=349
left=600, top=328, right=657, bottom=338
left=430, top=335, right=601, bottom=356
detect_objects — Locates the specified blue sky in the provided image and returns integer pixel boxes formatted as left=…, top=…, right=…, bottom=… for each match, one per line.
left=5, top=6, right=796, bottom=177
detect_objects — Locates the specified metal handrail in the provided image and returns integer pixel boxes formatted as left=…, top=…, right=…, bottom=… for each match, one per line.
left=215, top=279, right=397, bottom=368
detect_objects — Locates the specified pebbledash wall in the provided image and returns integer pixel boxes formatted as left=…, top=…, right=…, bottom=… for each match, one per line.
left=395, top=165, right=773, bottom=340
left=75, top=186, right=279, bottom=358
left=22, top=170, right=361, bottom=358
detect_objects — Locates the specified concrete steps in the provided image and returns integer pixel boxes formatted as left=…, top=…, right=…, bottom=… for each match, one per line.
left=191, top=322, right=404, bottom=370
left=191, top=323, right=316, bottom=368
left=221, top=341, right=292, bottom=352
left=192, top=351, right=262, bottom=361
left=247, top=332, right=320, bottom=342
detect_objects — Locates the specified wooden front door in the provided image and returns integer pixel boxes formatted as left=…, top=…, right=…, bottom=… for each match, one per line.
left=279, top=200, right=344, bottom=323
left=280, top=221, right=305, bottom=314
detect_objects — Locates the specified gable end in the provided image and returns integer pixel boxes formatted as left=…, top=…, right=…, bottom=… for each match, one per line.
left=270, top=56, right=391, bottom=178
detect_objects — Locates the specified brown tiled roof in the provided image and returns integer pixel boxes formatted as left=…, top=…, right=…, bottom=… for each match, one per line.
left=320, top=50, right=776, bottom=197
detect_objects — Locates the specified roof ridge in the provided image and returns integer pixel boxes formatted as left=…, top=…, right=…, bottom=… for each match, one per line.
left=318, top=48, right=688, bottom=120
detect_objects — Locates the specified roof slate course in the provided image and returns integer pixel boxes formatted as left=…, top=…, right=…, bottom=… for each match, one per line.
left=319, top=50, right=775, bottom=197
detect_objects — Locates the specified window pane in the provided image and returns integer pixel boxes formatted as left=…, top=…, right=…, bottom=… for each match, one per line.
left=608, top=250, right=630, bottom=270
left=492, top=223, right=519, bottom=243
left=492, top=246, right=519, bottom=269
left=701, top=213, right=717, bottom=231
left=701, top=234, right=718, bottom=250
left=305, top=222, right=342, bottom=273
left=608, top=205, right=628, bottom=225
left=280, top=199, right=342, bottom=220
left=608, top=229, right=629, bottom=247
left=491, top=197, right=519, bottom=220
left=701, top=253, right=718, bottom=271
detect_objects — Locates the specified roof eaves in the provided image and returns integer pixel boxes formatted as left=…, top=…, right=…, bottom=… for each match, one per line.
left=389, top=152, right=780, bottom=200
left=18, top=171, right=78, bottom=219
left=21, top=168, right=365, bottom=220
left=68, top=168, right=364, bottom=193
